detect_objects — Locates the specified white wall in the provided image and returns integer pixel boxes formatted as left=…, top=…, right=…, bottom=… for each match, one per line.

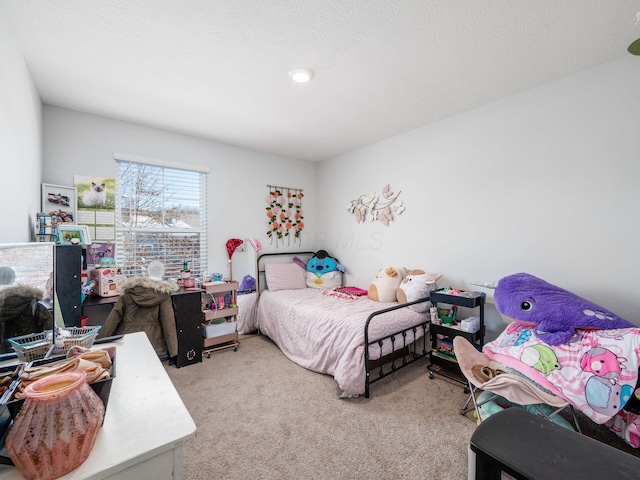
left=317, top=56, right=640, bottom=338
left=43, top=106, right=318, bottom=275
left=8, top=0, right=639, bottom=339
left=0, top=5, right=42, bottom=242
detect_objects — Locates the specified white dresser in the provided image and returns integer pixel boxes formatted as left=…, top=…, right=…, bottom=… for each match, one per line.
left=0, top=331, right=196, bottom=479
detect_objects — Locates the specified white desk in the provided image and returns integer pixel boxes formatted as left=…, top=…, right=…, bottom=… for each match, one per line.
left=0, top=332, right=196, bottom=480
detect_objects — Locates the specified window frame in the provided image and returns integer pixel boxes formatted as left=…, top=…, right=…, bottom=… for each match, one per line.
left=114, top=152, right=209, bottom=280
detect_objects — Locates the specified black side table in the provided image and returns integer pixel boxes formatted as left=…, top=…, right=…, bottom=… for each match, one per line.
left=470, top=408, right=640, bottom=479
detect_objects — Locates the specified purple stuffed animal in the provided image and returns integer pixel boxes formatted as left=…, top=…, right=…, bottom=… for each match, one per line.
left=494, top=273, right=635, bottom=346
left=238, top=274, right=256, bottom=292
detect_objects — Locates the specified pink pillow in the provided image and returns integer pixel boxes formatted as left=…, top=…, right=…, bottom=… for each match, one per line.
left=264, top=263, right=307, bottom=291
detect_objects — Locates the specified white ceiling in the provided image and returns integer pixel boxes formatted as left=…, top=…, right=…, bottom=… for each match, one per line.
left=3, top=1, right=640, bottom=161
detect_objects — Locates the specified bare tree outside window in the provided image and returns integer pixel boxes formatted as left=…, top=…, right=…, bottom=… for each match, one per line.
left=116, top=160, right=208, bottom=280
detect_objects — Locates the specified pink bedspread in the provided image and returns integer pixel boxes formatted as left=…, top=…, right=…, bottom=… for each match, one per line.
left=257, top=288, right=429, bottom=397
left=484, top=323, right=640, bottom=424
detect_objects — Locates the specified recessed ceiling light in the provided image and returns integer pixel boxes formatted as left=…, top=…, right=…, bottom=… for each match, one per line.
left=289, top=67, right=314, bottom=83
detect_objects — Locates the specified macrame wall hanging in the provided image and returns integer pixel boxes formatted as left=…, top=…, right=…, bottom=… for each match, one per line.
left=265, top=184, right=304, bottom=246
left=346, top=183, right=405, bottom=225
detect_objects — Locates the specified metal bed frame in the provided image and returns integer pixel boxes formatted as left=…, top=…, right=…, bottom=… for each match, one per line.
left=363, top=298, right=430, bottom=397
left=256, top=252, right=431, bottom=398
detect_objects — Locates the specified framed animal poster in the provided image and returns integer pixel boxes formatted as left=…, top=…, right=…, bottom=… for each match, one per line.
left=75, top=176, right=114, bottom=209
left=74, top=175, right=116, bottom=242
left=41, top=183, right=77, bottom=225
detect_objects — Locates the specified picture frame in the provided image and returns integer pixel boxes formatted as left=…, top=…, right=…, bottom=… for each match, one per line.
left=57, top=225, right=92, bottom=246
left=41, top=183, right=77, bottom=225
left=86, top=241, right=113, bottom=265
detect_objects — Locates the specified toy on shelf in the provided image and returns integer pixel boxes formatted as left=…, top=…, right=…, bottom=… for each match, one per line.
left=438, top=305, right=458, bottom=325
left=34, top=212, right=58, bottom=243
left=438, top=288, right=483, bottom=298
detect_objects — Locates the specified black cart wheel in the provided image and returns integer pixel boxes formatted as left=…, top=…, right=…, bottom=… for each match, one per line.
left=429, top=371, right=434, bottom=379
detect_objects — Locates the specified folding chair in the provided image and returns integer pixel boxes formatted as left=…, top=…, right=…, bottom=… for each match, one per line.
left=453, top=336, right=581, bottom=432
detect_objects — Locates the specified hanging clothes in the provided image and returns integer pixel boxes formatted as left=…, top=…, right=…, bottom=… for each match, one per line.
left=100, top=277, right=179, bottom=359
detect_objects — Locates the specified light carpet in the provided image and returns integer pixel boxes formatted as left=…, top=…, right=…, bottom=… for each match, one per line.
left=164, top=335, right=640, bottom=480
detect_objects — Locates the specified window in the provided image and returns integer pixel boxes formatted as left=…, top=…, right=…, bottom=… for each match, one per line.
left=115, top=153, right=208, bottom=280
left=0, top=243, right=54, bottom=295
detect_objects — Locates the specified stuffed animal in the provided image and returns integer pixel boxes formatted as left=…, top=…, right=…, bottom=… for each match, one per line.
left=238, top=274, right=256, bottom=292
left=368, top=267, right=402, bottom=302
left=396, top=267, right=443, bottom=312
left=306, top=250, right=345, bottom=275
left=494, top=272, right=635, bottom=346
left=307, top=271, right=342, bottom=290
left=299, top=250, right=345, bottom=289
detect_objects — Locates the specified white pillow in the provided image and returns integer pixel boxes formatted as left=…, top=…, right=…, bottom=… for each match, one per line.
left=306, top=271, right=342, bottom=290
left=265, top=263, right=307, bottom=291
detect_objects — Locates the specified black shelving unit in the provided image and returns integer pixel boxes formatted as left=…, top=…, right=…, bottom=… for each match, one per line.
left=171, top=289, right=204, bottom=367
left=427, top=288, right=485, bottom=388
left=55, top=245, right=82, bottom=327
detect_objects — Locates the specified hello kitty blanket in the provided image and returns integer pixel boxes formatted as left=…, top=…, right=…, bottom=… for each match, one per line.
left=483, top=323, right=640, bottom=424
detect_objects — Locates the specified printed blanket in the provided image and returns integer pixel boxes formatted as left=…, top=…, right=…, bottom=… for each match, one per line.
left=483, top=323, right=640, bottom=424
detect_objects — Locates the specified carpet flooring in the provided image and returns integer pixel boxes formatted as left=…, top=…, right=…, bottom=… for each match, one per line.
left=164, top=334, right=640, bottom=480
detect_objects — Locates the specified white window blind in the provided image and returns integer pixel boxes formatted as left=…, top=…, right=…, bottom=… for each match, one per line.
left=115, top=157, right=208, bottom=280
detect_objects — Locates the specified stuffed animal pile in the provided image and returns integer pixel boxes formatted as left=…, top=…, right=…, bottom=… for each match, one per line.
left=368, top=266, right=442, bottom=308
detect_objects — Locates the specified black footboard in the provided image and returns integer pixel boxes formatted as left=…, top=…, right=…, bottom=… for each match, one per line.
left=363, top=297, right=431, bottom=398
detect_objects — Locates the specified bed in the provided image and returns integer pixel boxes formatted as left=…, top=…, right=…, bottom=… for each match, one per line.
left=236, top=291, right=258, bottom=334
left=256, top=252, right=431, bottom=398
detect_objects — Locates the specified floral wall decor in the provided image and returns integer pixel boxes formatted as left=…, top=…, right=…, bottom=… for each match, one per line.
left=346, top=184, right=405, bottom=225
left=266, top=185, right=304, bottom=246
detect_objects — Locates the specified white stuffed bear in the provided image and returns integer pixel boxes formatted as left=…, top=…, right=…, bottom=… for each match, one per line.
left=396, top=268, right=443, bottom=312
left=368, top=267, right=402, bottom=303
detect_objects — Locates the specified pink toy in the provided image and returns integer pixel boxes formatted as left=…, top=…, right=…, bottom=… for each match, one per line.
left=580, top=347, right=626, bottom=381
